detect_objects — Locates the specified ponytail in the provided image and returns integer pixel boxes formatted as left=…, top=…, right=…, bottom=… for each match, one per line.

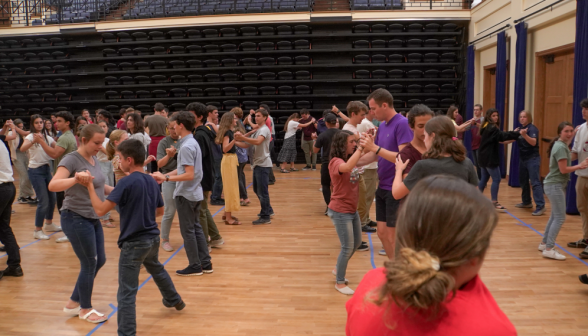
left=548, top=121, right=573, bottom=157
left=107, top=130, right=127, bottom=160
left=375, top=248, right=455, bottom=314
left=422, top=116, right=466, bottom=162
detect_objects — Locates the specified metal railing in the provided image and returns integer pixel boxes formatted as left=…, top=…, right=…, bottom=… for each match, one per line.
left=0, top=0, right=470, bottom=27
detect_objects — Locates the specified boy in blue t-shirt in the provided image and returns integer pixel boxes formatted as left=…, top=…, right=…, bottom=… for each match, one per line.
left=79, top=139, right=184, bottom=336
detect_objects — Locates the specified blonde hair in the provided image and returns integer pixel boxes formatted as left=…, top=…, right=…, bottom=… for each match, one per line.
left=284, top=113, right=300, bottom=132
left=231, top=107, right=246, bottom=134
left=373, top=175, right=497, bottom=317
left=107, top=130, right=127, bottom=160
left=215, top=112, right=235, bottom=145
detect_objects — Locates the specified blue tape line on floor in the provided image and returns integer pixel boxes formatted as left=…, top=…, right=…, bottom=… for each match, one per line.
left=0, top=231, right=59, bottom=259
left=506, top=210, right=588, bottom=267
left=367, top=232, right=376, bottom=269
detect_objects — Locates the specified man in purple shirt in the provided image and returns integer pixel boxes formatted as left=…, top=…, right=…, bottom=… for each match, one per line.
left=358, top=89, right=413, bottom=259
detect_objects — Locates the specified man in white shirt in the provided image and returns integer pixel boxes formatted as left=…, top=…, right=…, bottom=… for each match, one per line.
left=0, top=134, right=22, bottom=280
left=569, top=98, right=588, bottom=259
left=343, top=101, right=376, bottom=234
left=356, top=103, right=379, bottom=229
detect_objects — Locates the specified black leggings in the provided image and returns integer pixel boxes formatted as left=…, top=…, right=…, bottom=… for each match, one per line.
left=237, top=162, right=248, bottom=199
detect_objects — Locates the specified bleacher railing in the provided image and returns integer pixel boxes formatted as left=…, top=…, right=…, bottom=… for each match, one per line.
left=0, top=0, right=470, bottom=27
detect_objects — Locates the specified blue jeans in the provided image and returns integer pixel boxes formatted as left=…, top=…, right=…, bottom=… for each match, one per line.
left=519, top=156, right=545, bottom=208
left=253, top=166, right=273, bottom=219
left=327, top=209, right=362, bottom=284
left=160, top=181, right=177, bottom=241
left=478, top=166, right=502, bottom=201
left=27, top=164, right=56, bottom=228
left=211, top=157, right=223, bottom=201
left=117, top=236, right=182, bottom=336
left=61, top=210, right=106, bottom=309
left=543, top=183, right=567, bottom=249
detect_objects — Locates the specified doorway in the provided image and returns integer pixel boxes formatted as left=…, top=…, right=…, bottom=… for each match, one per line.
left=533, top=43, right=575, bottom=177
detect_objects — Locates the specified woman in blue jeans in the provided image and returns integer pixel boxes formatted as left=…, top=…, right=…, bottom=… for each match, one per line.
left=540, top=122, right=588, bottom=260
left=327, top=130, right=364, bottom=295
left=49, top=124, right=111, bottom=324
left=477, top=108, right=520, bottom=212
left=20, top=115, right=62, bottom=240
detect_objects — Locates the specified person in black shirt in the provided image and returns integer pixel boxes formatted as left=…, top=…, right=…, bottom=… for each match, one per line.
left=215, top=112, right=242, bottom=225
left=188, top=103, right=225, bottom=249
left=80, top=139, right=184, bottom=336
left=314, top=113, right=340, bottom=211
left=514, top=110, right=545, bottom=215
left=478, top=108, right=520, bottom=212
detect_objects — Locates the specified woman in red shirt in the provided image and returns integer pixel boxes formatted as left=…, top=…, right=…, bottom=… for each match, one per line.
left=346, top=175, right=517, bottom=336
left=328, top=130, right=364, bottom=295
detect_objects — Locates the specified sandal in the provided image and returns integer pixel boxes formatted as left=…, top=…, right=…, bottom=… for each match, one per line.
left=102, top=221, right=116, bottom=228
left=493, top=202, right=507, bottom=213
left=79, top=309, right=108, bottom=324
left=222, top=215, right=239, bottom=221
left=224, top=220, right=242, bottom=225
left=240, top=200, right=250, bottom=206
left=290, top=168, right=298, bottom=172
left=280, top=169, right=290, bottom=173
left=63, top=305, right=81, bottom=316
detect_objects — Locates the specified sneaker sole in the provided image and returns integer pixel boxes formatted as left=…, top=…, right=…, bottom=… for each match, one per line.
left=253, top=221, right=271, bottom=225
left=580, top=253, right=588, bottom=259
left=357, top=248, right=369, bottom=252
left=203, top=270, right=214, bottom=274
left=543, top=255, right=566, bottom=260
left=532, top=211, right=546, bottom=216
left=176, top=272, right=203, bottom=276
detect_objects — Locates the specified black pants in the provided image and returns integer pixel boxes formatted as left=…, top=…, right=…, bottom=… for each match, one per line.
left=0, top=182, right=20, bottom=268
left=237, top=162, right=248, bottom=199
left=56, top=191, right=65, bottom=215
left=320, top=163, right=331, bottom=205
left=269, top=139, right=276, bottom=183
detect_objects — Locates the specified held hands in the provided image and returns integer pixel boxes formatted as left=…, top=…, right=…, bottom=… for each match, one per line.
left=75, top=170, right=94, bottom=187
left=235, top=132, right=245, bottom=141
left=359, top=133, right=376, bottom=152
left=579, top=158, right=588, bottom=170
left=395, top=156, right=410, bottom=172
left=311, top=132, right=317, bottom=140
left=150, top=171, right=165, bottom=184
left=165, top=146, right=177, bottom=158
left=145, top=155, right=156, bottom=165
left=520, top=128, right=528, bottom=136
left=33, top=133, right=44, bottom=143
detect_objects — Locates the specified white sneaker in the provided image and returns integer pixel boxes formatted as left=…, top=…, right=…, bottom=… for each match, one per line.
left=210, top=238, right=224, bottom=248
left=161, top=241, right=174, bottom=252
left=56, top=236, right=70, bottom=243
left=542, top=249, right=566, bottom=260
left=378, top=249, right=387, bottom=256
left=538, top=243, right=546, bottom=251
left=33, top=230, right=50, bottom=240
left=44, top=223, right=62, bottom=232
left=208, top=246, right=212, bottom=253
left=335, top=285, right=354, bottom=295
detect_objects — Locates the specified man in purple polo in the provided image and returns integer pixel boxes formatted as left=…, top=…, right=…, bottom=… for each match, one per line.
left=358, top=89, right=413, bottom=259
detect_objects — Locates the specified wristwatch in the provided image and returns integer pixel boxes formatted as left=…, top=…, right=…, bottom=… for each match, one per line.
left=165, top=175, right=170, bottom=182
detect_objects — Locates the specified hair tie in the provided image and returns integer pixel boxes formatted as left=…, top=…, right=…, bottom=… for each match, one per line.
left=431, top=258, right=440, bottom=271
left=452, top=137, right=458, bottom=141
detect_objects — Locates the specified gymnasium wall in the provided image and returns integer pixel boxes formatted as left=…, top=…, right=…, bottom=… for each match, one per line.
left=469, top=0, right=577, bottom=172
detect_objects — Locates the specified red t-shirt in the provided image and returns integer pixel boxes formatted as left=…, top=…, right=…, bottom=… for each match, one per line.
left=398, top=142, right=423, bottom=175
left=117, top=119, right=127, bottom=131
left=346, top=268, right=517, bottom=336
left=328, top=157, right=359, bottom=214
left=265, top=117, right=273, bottom=141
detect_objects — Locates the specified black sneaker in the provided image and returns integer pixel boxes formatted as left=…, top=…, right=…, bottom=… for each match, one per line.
left=580, top=251, right=588, bottom=259
left=302, top=165, right=312, bottom=171
left=357, top=242, right=369, bottom=251
left=25, top=197, right=38, bottom=204
left=312, top=165, right=316, bottom=171
left=176, top=266, right=203, bottom=276
left=268, top=181, right=275, bottom=185
left=367, top=220, right=377, bottom=227
left=253, top=218, right=271, bottom=225
left=2, top=266, right=23, bottom=277
left=361, top=225, right=377, bottom=233
left=17, top=197, right=28, bottom=204
left=203, top=264, right=214, bottom=274
left=568, top=239, right=588, bottom=248
left=324, top=207, right=329, bottom=216
left=210, top=199, right=225, bottom=206
left=163, top=299, right=186, bottom=310
left=0, top=245, right=5, bottom=252
left=256, top=212, right=275, bottom=218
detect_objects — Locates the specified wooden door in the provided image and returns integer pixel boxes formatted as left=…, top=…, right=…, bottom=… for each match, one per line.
left=483, top=66, right=496, bottom=112
left=534, top=45, right=575, bottom=177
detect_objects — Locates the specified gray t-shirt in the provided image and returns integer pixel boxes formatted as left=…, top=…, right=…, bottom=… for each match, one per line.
left=156, top=136, right=180, bottom=174
left=173, top=134, right=204, bottom=202
left=403, top=156, right=478, bottom=191
left=58, top=151, right=106, bottom=219
left=544, top=140, right=570, bottom=185
left=251, top=125, right=272, bottom=168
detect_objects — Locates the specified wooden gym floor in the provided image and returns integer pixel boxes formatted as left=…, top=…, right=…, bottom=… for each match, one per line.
left=1, top=165, right=588, bottom=335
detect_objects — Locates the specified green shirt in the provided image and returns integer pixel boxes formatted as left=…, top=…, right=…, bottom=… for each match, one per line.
left=53, top=130, right=77, bottom=173
left=544, top=140, right=570, bottom=185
